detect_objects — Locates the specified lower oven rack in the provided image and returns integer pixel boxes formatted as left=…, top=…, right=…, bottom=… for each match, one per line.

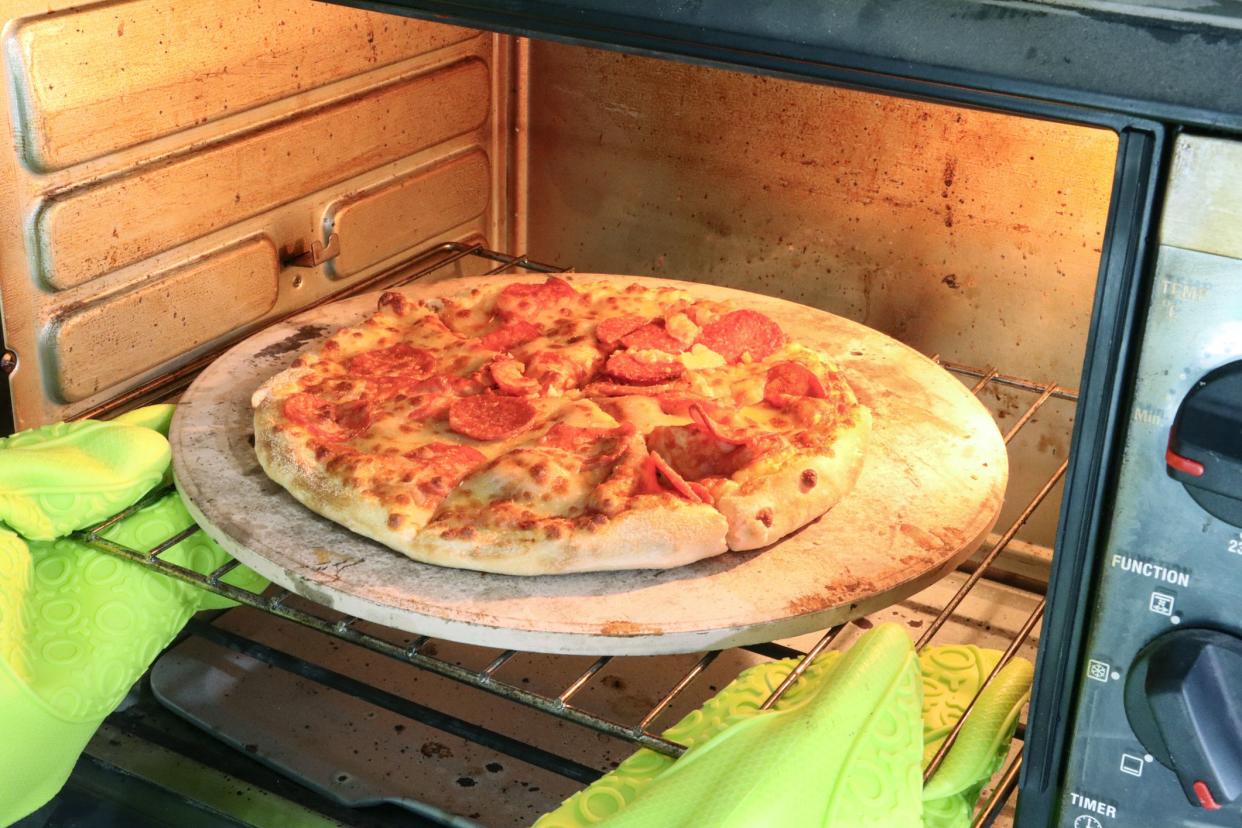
left=74, top=242, right=1075, bottom=828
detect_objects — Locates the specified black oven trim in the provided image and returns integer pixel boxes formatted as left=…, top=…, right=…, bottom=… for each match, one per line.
left=1017, top=125, right=1167, bottom=826
left=328, top=0, right=1242, bottom=134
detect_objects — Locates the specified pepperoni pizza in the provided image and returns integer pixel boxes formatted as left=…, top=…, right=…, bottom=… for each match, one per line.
left=252, top=277, right=871, bottom=575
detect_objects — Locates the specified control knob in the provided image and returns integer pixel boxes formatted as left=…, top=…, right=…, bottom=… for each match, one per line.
left=1125, top=628, right=1242, bottom=809
left=1166, top=360, right=1242, bottom=527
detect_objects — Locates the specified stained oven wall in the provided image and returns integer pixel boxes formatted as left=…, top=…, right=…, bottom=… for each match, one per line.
left=0, top=1, right=514, bottom=428
left=522, top=42, right=1119, bottom=546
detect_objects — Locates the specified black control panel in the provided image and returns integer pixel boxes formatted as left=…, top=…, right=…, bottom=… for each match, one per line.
left=1054, top=246, right=1242, bottom=828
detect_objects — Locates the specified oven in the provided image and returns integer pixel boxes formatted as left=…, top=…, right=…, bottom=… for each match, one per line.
left=2, top=2, right=1240, bottom=827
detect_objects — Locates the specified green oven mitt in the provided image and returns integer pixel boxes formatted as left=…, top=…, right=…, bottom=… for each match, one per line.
left=0, top=407, right=267, bottom=825
left=539, top=623, right=925, bottom=828
left=535, top=628, right=1032, bottom=828
left=921, top=646, right=1033, bottom=828
left=0, top=419, right=170, bottom=541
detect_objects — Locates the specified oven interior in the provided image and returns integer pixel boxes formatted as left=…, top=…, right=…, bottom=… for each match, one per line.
left=0, top=3, right=1124, bottom=826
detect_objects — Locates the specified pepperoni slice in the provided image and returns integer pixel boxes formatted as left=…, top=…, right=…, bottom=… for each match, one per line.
left=595, top=315, right=648, bottom=345
left=448, top=395, right=537, bottom=441
left=605, top=352, right=685, bottom=384
left=638, top=452, right=702, bottom=502
left=283, top=393, right=371, bottom=442
left=687, top=403, right=750, bottom=446
left=764, top=362, right=828, bottom=408
left=347, top=343, right=436, bottom=379
left=619, top=321, right=687, bottom=353
left=496, top=277, right=578, bottom=318
left=695, top=309, right=786, bottom=363
left=480, top=320, right=541, bottom=352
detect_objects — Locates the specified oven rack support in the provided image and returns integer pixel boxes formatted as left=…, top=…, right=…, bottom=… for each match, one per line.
left=74, top=242, right=1073, bottom=827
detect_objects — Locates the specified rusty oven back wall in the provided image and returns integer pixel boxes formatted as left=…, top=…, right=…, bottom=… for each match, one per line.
left=0, top=0, right=515, bottom=427
left=522, top=43, right=1119, bottom=546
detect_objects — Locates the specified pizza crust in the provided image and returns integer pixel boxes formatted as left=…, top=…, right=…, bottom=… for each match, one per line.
left=254, top=399, right=429, bottom=547
left=403, top=502, right=729, bottom=576
left=717, top=407, right=872, bottom=551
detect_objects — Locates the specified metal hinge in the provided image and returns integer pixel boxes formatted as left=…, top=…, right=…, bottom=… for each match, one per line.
left=283, top=233, right=340, bottom=268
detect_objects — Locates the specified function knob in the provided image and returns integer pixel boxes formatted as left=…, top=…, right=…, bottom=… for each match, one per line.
left=1124, top=628, right=1242, bottom=809
left=1166, top=360, right=1242, bottom=528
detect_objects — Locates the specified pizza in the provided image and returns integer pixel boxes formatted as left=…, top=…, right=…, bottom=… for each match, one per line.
left=251, top=276, right=871, bottom=576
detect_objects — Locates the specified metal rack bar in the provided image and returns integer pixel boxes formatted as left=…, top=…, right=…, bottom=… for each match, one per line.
left=916, top=459, right=1067, bottom=649
left=638, top=651, right=722, bottom=730
left=759, top=624, right=846, bottom=710
left=942, top=359, right=1080, bottom=402
left=924, top=600, right=1045, bottom=783
left=973, top=752, right=1023, bottom=828
left=74, top=244, right=1074, bottom=818
left=558, top=657, right=612, bottom=704
left=1003, top=384, right=1059, bottom=444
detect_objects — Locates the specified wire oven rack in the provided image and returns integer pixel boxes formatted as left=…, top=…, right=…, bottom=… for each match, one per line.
left=72, top=241, right=1075, bottom=827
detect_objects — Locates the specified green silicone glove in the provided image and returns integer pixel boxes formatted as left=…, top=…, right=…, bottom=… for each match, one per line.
left=535, top=633, right=1033, bottom=828
left=921, top=646, right=1033, bottom=825
left=542, top=624, right=924, bottom=828
left=0, top=420, right=170, bottom=541
left=0, top=406, right=268, bottom=825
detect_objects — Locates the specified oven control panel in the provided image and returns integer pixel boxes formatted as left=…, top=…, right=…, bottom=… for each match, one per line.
left=1055, top=134, right=1242, bottom=828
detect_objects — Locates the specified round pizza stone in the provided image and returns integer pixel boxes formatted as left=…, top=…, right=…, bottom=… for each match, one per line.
left=172, top=275, right=1007, bottom=656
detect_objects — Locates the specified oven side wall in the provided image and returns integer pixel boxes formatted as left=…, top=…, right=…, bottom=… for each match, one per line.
left=0, top=0, right=517, bottom=429
left=522, top=41, right=1120, bottom=547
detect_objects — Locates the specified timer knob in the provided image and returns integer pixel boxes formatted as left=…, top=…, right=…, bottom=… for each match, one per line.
left=1124, top=628, right=1242, bottom=809
left=1166, top=360, right=1242, bottom=527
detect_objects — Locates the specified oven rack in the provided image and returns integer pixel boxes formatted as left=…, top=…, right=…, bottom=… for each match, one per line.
left=75, top=242, right=1075, bottom=828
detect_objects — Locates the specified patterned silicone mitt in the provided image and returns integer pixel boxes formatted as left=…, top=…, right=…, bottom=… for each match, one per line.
left=534, top=625, right=1032, bottom=828
left=540, top=623, right=926, bottom=828
left=0, top=406, right=267, bottom=824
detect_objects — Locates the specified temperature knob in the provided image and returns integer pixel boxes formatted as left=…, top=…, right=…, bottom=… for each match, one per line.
left=1166, top=360, right=1242, bottom=527
left=1124, top=628, right=1242, bottom=809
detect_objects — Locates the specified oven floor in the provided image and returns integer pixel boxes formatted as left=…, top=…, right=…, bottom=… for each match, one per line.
left=49, top=568, right=1036, bottom=828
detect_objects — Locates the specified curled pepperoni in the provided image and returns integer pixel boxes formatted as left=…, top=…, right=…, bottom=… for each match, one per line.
left=687, top=481, right=715, bottom=505
left=764, top=361, right=828, bottom=408
left=638, top=452, right=702, bottom=503
left=695, top=309, right=786, bottom=363
left=496, top=277, right=578, bottom=318
left=620, top=321, right=687, bottom=353
left=605, top=352, right=685, bottom=384
left=657, top=395, right=720, bottom=417
left=283, top=393, right=371, bottom=443
left=688, top=402, right=750, bottom=446
left=489, top=356, right=539, bottom=395
left=448, top=395, right=537, bottom=441
left=583, top=381, right=680, bottom=397
left=480, top=320, right=541, bottom=352
left=347, top=343, right=436, bottom=379
left=595, top=315, right=648, bottom=345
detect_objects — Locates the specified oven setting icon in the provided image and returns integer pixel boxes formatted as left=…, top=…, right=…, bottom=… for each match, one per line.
left=1073, top=816, right=1103, bottom=828
left=1120, top=753, right=1146, bottom=777
left=1087, top=659, right=1111, bottom=682
left=1149, top=591, right=1175, bottom=616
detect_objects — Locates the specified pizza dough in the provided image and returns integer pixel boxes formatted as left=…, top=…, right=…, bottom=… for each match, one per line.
left=252, top=276, right=870, bottom=575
